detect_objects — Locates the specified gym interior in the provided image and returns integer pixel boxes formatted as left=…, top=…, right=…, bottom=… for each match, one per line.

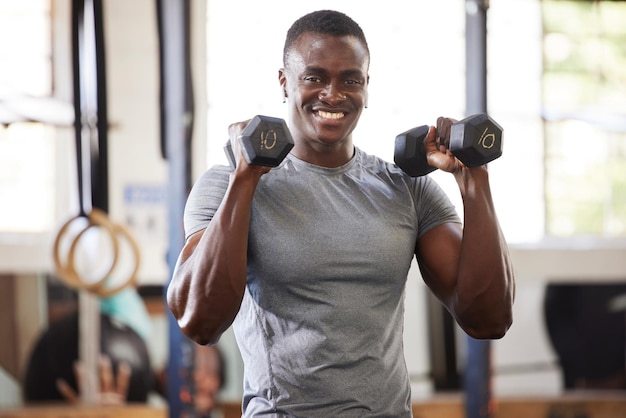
left=1, top=1, right=625, bottom=417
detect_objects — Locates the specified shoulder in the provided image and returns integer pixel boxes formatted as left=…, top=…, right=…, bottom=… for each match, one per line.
left=354, top=149, right=458, bottom=219
left=354, top=147, right=429, bottom=188
left=184, top=164, right=231, bottom=238
left=187, top=164, right=231, bottom=203
left=193, top=164, right=231, bottom=189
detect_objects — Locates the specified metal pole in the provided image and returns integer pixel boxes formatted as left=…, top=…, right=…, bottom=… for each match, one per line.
left=158, top=0, right=194, bottom=416
left=465, top=0, right=488, bottom=115
left=464, top=1, right=493, bottom=418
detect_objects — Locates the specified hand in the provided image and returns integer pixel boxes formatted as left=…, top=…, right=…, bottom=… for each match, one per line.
left=423, top=117, right=465, bottom=174
left=56, top=355, right=131, bottom=405
left=228, top=119, right=272, bottom=176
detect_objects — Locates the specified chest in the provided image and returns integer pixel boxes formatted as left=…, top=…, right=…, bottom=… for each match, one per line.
left=247, top=173, right=418, bottom=286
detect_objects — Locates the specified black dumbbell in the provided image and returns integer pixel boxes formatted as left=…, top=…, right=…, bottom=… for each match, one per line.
left=394, top=113, right=503, bottom=177
left=224, top=115, right=294, bottom=168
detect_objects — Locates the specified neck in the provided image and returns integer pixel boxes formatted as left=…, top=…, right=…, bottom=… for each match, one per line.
left=291, top=141, right=355, bottom=168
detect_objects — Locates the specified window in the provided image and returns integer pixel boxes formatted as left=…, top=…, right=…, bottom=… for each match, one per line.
left=0, top=1, right=57, bottom=233
left=542, top=0, right=626, bottom=238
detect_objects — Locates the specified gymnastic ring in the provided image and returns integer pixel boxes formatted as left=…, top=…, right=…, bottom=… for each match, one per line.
left=86, top=220, right=142, bottom=297
left=52, top=208, right=120, bottom=291
left=65, top=209, right=123, bottom=292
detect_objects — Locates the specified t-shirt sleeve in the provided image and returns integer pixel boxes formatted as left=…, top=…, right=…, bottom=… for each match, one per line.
left=183, top=165, right=231, bottom=239
left=413, top=175, right=462, bottom=240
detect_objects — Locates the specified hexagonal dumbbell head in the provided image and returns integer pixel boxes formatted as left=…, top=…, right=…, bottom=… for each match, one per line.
left=241, top=115, right=294, bottom=167
left=225, top=115, right=294, bottom=168
left=449, top=113, right=503, bottom=167
left=394, top=125, right=435, bottom=177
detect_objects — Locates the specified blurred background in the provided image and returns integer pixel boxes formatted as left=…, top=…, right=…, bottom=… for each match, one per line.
left=0, top=0, right=625, bottom=417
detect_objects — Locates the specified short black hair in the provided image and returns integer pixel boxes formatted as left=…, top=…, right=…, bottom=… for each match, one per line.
left=283, top=10, right=370, bottom=66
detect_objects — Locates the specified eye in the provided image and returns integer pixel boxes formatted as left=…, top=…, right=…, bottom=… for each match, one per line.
left=303, top=76, right=322, bottom=83
left=345, top=79, right=362, bottom=85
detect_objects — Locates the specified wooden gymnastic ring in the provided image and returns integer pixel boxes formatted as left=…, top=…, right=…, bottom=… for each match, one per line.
left=53, top=208, right=120, bottom=291
left=88, top=220, right=142, bottom=297
left=53, top=213, right=86, bottom=284
left=66, top=209, right=122, bottom=292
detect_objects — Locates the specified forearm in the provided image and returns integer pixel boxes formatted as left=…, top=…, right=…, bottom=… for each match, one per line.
left=167, top=172, right=262, bottom=344
left=453, top=167, right=515, bottom=339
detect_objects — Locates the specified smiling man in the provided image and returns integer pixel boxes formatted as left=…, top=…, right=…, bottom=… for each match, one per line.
left=167, top=9, right=515, bottom=417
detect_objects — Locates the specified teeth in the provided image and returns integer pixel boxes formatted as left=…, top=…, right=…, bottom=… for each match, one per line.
left=318, top=111, right=344, bottom=120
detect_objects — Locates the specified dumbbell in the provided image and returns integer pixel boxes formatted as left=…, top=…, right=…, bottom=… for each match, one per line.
left=224, top=115, right=294, bottom=168
left=394, top=113, right=503, bottom=177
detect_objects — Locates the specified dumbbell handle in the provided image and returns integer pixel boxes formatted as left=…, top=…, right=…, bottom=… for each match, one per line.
left=224, top=140, right=237, bottom=169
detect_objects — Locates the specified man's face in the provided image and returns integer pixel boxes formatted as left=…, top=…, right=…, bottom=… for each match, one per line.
left=279, top=32, right=369, bottom=149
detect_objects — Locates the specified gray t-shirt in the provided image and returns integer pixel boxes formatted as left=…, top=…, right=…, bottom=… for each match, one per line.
left=184, top=148, right=460, bottom=417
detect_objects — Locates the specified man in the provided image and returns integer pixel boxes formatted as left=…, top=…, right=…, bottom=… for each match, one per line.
left=167, top=9, right=515, bottom=417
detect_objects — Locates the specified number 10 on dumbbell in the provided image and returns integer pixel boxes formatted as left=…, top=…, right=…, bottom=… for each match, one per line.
left=224, top=115, right=294, bottom=168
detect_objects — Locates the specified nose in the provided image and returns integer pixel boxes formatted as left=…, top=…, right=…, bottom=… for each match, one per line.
left=318, top=83, right=346, bottom=105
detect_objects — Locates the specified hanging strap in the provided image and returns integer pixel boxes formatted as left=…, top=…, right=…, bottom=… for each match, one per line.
left=71, top=0, right=86, bottom=215
left=72, top=0, right=108, bottom=215
left=92, top=0, right=109, bottom=212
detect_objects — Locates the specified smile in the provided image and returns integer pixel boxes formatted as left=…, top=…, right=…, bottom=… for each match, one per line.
left=317, top=110, right=345, bottom=120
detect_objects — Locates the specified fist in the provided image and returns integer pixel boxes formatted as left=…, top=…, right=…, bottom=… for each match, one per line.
left=423, top=117, right=463, bottom=173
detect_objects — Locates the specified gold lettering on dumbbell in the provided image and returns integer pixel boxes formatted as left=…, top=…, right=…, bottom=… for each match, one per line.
left=478, top=127, right=496, bottom=149
left=260, top=130, right=278, bottom=150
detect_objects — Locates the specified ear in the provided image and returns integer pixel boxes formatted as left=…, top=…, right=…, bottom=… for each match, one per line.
left=364, top=74, right=370, bottom=108
left=278, top=68, right=288, bottom=99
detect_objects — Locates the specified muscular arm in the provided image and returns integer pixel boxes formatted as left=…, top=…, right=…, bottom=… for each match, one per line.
left=166, top=172, right=260, bottom=345
left=166, top=122, right=269, bottom=345
left=416, top=125, right=515, bottom=340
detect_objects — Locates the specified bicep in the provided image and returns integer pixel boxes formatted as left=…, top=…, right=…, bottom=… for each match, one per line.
left=415, top=222, right=463, bottom=307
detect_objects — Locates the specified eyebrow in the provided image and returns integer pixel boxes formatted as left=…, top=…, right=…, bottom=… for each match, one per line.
left=303, top=66, right=367, bottom=78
